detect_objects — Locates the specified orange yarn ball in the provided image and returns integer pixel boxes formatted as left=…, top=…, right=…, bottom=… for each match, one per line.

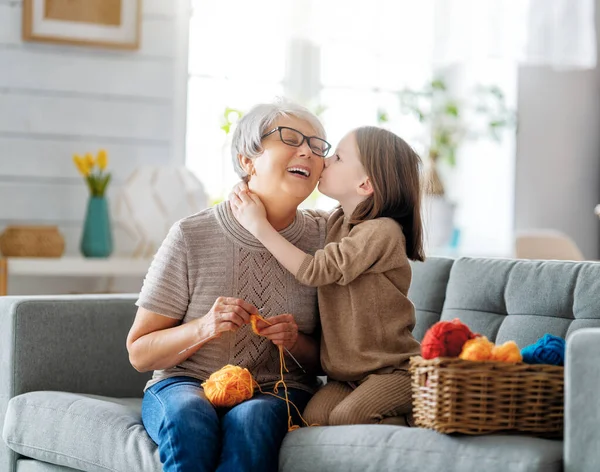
left=202, top=364, right=255, bottom=407
left=491, top=341, right=522, bottom=363
left=459, top=336, right=494, bottom=361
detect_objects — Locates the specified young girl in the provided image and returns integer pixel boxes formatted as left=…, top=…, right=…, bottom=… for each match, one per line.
left=230, top=126, right=425, bottom=426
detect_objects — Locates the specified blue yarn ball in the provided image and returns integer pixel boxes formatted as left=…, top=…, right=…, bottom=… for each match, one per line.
left=521, top=334, right=565, bottom=366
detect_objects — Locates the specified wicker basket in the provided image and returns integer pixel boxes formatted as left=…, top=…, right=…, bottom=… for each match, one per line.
left=0, top=225, right=65, bottom=258
left=410, top=356, right=564, bottom=437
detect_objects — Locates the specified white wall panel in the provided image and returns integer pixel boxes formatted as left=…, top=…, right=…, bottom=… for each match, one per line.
left=0, top=93, right=172, bottom=141
left=0, top=49, right=173, bottom=99
left=144, top=0, right=177, bottom=17
left=0, top=137, right=170, bottom=178
left=0, top=181, right=91, bottom=221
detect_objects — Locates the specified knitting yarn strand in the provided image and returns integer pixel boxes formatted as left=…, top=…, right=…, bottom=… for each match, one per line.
left=202, top=313, right=310, bottom=431
left=250, top=313, right=311, bottom=431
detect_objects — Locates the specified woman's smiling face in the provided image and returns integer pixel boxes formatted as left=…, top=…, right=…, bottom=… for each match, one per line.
left=247, top=116, right=325, bottom=201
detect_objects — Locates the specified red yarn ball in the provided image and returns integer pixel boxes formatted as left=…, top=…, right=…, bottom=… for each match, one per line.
left=421, top=318, right=477, bottom=359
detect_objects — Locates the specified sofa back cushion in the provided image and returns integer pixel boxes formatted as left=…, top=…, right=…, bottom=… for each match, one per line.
left=408, top=257, right=455, bottom=341
left=410, top=257, right=600, bottom=347
left=1, top=295, right=152, bottom=398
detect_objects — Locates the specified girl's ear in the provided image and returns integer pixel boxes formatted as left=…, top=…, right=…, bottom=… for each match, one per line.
left=239, top=154, right=255, bottom=177
left=357, top=177, right=374, bottom=196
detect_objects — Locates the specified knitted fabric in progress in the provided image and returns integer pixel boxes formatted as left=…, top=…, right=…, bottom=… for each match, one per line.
left=233, top=248, right=287, bottom=384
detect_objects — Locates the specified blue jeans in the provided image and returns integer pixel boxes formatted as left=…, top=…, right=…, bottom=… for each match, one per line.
left=142, top=376, right=312, bottom=472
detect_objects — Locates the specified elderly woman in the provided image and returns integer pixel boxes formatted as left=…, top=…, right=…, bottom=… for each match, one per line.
left=126, top=100, right=330, bottom=472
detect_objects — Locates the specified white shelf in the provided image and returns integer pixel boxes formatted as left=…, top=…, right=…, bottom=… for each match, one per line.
left=4, top=257, right=153, bottom=277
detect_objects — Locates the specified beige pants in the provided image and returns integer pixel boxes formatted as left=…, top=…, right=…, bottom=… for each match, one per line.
left=303, top=370, right=413, bottom=426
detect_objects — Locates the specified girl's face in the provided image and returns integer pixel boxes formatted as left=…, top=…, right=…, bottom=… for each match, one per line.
left=318, top=132, right=368, bottom=202
left=246, top=116, right=325, bottom=202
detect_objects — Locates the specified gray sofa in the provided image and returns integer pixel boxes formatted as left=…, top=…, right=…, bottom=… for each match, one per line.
left=2, top=257, right=600, bottom=472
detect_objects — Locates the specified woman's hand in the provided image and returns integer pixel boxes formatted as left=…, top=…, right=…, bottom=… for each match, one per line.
left=255, top=313, right=299, bottom=351
left=230, top=188, right=268, bottom=236
left=200, top=296, right=257, bottom=338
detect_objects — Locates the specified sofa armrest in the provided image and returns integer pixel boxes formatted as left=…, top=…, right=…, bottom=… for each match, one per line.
left=564, top=327, right=600, bottom=472
left=0, top=295, right=152, bottom=471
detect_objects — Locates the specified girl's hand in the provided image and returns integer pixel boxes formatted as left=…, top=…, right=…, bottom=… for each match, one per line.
left=200, top=296, right=256, bottom=338
left=228, top=181, right=249, bottom=201
left=255, top=313, right=299, bottom=351
left=230, top=189, right=267, bottom=235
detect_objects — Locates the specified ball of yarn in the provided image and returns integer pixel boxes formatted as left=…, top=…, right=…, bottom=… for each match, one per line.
left=491, top=341, right=522, bottom=363
left=521, top=334, right=565, bottom=366
left=202, top=364, right=255, bottom=407
left=459, top=336, right=494, bottom=361
left=421, top=318, right=477, bottom=359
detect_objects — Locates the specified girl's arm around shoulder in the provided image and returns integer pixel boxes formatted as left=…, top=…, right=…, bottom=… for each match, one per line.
left=295, top=217, right=408, bottom=287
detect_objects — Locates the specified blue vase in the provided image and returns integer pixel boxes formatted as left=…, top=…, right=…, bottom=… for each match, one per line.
left=80, top=196, right=113, bottom=258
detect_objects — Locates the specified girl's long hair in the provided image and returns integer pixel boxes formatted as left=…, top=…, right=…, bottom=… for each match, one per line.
left=350, top=126, right=425, bottom=261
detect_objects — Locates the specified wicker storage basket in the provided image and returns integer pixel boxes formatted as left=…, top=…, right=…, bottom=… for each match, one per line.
left=410, top=356, right=564, bottom=437
left=0, top=225, right=65, bottom=258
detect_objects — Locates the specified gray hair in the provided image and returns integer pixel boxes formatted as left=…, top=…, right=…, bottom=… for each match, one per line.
left=231, top=99, right=326, bottom=180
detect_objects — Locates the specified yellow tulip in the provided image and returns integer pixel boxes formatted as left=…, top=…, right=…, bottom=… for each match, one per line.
left=97, top=149, right=108, bottom=170
left=85, top=153, right=95, bottom=169
left=80, top=161, right=92, bottom=176
left=72, top=154, right=91, bottom=176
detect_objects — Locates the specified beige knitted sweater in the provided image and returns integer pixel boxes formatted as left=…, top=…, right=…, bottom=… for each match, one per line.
left=137, top=202, right=327, bottom=392
left=296, top=208, right=421, bottom=382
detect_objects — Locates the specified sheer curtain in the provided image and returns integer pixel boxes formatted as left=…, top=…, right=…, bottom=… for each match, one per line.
left=186, top=0, right=596, bottom=199
left=426, top=0, right=595, bottom=255
left=431, top=0, right=596, bottom=69
left=186, top=0, right=439, bottom=202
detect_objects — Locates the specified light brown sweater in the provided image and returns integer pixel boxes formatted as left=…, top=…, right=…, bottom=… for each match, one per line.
left=296, top=208, right=421, bottom=381
left=137, top=202, right=326, bottom=392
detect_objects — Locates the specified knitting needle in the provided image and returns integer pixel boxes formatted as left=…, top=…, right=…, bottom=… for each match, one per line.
left=283, top=346, right=307, bottom=374
left=178, top=310, right=308, bottom=375
left=178, top=334, right=219, bottom=355
left=257, top=308, right=307, bottom=374
left=178, top=330, right=307, bottom=373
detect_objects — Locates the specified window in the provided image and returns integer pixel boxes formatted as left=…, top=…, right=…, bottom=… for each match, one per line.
left=184, top=0, right=516, bottom=257
left=185, top=0, right=433, bottom=206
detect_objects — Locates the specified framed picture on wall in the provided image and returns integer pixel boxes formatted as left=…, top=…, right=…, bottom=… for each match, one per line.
left=22, top=0, right=141, bottom=50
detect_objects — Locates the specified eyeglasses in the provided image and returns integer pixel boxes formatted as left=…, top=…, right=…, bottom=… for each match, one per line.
left=261, top=126, right=331, bottom=157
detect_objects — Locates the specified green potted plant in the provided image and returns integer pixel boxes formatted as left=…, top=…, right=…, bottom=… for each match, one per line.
left=379, top=77, right=515, bottom=248
left=385, top=77, right=515, bottom=196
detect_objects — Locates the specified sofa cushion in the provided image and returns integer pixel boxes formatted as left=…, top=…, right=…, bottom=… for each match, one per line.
left=441, top=258, right=600, bottom=347
left=3, top=392, right=160, bottom=472
left=408, top=257, right=454, bottom=341
left=279, top=425, right=563, bottom=472
left=17, top=458, right=80, bottom=472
